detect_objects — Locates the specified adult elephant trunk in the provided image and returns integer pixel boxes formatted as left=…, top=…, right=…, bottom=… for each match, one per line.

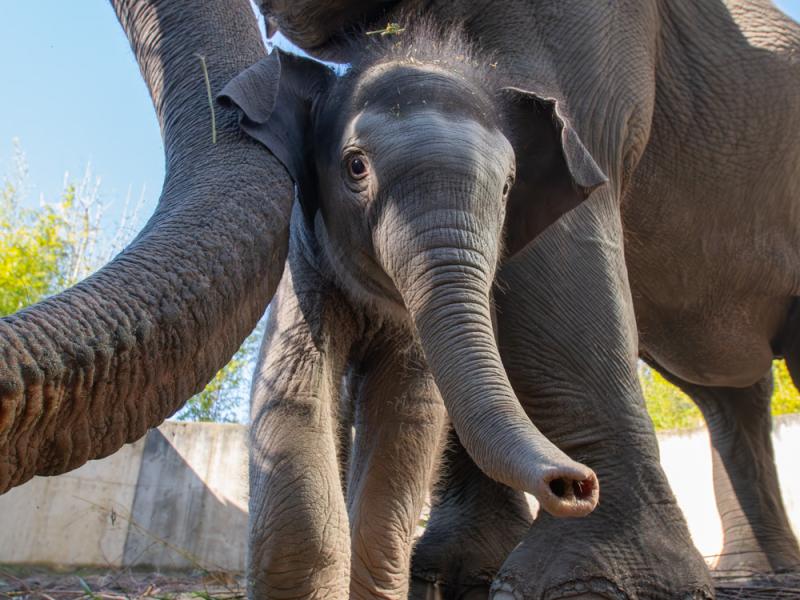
left=388, top=217, right=598, bottom=518
left=0, top=0, right=293, bottom=493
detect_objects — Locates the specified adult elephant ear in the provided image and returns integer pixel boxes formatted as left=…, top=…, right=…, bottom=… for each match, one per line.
left=500, top=87, right=609, bottom=256
left=0, top=0, right=294, bottom=494
left=218, top=50, right=334, bottom=224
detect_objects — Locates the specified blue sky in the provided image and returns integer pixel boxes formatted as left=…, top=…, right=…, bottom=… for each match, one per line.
left=0, top=3, right=266, bottom=227
left=0, top=3, right=165, bottom=217
left=1, top=1, right=799, bottom=231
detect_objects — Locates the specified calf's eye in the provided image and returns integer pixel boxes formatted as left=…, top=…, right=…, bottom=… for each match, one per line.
left=348, top=155, right=369, bottom=179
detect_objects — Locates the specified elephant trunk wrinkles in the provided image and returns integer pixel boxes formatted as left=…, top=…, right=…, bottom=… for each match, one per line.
left=0, top=0, right=293, bottom=493
left=400, top=253, right=599, bottom=517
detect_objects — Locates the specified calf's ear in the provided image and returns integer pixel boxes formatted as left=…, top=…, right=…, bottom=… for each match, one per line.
left=218, top=49, right=333, bottom=223
left=500, top=87, right=608, bottom=255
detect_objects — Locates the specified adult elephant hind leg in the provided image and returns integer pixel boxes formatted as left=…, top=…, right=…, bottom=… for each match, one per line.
left=346, top=333, right=447, bottom=600
left=410, top=431, right=533, bottom=600
left=492, top=194, right=713, bottom=599
left=654, top=364, right=800, bottom=576
left=248, top=254, right=357, bottom=599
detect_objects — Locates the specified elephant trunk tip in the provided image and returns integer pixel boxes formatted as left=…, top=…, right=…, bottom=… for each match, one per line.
left=536, top=467, right=599, bottom=518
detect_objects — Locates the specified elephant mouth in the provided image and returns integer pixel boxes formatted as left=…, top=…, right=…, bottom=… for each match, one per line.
left=322, top=240, right=408, bottom=316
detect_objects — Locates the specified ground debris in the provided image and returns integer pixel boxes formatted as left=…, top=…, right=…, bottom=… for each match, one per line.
left=715, top=571, right=800, bottom=599
left=0, top=568, right=244, bottom=600
left=3, top=568, right=800, bottom=599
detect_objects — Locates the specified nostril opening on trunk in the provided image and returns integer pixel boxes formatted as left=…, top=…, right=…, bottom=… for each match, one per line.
left=549, top=477, right=597, bottom=501
left=542, top=472, right=599, bottom=516
left=549, top=478, right=568, bottom=498
left=574, top=478, right=595, bottom=500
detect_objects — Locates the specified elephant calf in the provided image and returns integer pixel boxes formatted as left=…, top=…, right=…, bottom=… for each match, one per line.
left=218, top=22, right=607, bottom=599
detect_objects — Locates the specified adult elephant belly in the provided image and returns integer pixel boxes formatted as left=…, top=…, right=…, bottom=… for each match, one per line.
left=623, top=145, right=800, bottom=388
left=632, top=290, right=787, bottom=387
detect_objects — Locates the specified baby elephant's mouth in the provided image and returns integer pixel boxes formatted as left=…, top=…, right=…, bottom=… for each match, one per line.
left=355, top=249, right=406, bottom=306
left=323, top=243, right=407, bottom=316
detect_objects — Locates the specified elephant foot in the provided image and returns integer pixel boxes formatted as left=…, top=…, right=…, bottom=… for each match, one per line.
left=409, top=515, right=523, bottom=600
left=409, top=434, right=533, bottom=600
left=409, top=491, right=531, bottom=600
left=492, top=580, right=629, bottom=600
left=489, top=500, right=714, bottom=600
left=409, top=576, right=489, bottom=600
left=409, top=576, right=444, bottom=600
left=710, top=524, right=800, bottom=578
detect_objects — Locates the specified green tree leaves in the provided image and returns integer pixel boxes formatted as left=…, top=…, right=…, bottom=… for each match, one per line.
left=0, top=157, right=68, bottom=316
left=639, top=360, right=800, bottom=431
left=639, top=365, right=703, bottom=431
left=0, top=199, right=67, bottom=315
left=771, top=359, right=800, bottom=416
left=1, top=143, right=260, bottom=423
left=174, top=326, right=263, bottom=423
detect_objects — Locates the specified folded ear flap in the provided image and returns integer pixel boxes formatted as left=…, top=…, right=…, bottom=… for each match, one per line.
left=218, top=49, right=333, bottom=223
left=500, top=87, right=609, bottom=256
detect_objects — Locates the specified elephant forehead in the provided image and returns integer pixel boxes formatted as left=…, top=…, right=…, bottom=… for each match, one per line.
left=344, top=109, right=514, bottom=177
left=350, top=62, right=496, bottom=125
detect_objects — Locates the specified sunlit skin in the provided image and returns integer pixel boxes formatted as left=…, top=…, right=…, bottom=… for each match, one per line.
left=220, top=24, right=607, bottom=598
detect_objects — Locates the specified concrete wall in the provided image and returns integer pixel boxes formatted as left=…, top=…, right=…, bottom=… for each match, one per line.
left=122, top=423, right=248, bottom=571
left=0, top=422, right=248, bottom=570
left=1, top=417, right=798, bottom=571
left=0, top=434, right=146, bottom=566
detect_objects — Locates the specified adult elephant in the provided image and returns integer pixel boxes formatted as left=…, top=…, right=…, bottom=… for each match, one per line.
left=0, top=1, right=294, bottom=491
left=260, top=0, right=800, bottom=598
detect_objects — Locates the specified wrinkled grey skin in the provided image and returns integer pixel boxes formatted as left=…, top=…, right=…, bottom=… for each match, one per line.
left=0, top=4, right=598, bottom=598
left=0, top=2, right=795, bottom=599
left=258, top=0, right=800, bottom=598
left=0, top=2, right=293, bottom=492
left=219, top=31, right=607, bottom=598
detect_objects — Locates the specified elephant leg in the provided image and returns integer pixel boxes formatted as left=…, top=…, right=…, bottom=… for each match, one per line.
left=653, top=365, right=800, bottom=575
left=346, top=335, right=447, bottom=599
left=345, top=336, right=446, bottom=598
left=490, top=193, right=713, bottom=599
left=248, top=258, right=356, bottom=599
left=410, top=431, right=533, bottom=600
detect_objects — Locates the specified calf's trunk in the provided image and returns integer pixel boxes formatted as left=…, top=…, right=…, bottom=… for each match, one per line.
left=400, top=255, right=598, bottom=517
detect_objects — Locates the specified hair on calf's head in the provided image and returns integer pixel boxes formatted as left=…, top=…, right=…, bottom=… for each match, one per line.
left=325, top=18, right=504, bottom=131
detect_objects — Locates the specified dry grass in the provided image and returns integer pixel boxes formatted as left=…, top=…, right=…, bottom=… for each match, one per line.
left=3, top=568, right=800, bottom=599
left=0, top=568, right=244, bottom=600
left=715, top=572, right=800, bottom=599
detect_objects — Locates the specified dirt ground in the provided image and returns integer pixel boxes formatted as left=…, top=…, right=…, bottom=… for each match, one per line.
left=0, top=568, right=244, bottom=600
left=713, top=573, right=800, bottom=599
left=2, top=567, right=800, bottom=599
